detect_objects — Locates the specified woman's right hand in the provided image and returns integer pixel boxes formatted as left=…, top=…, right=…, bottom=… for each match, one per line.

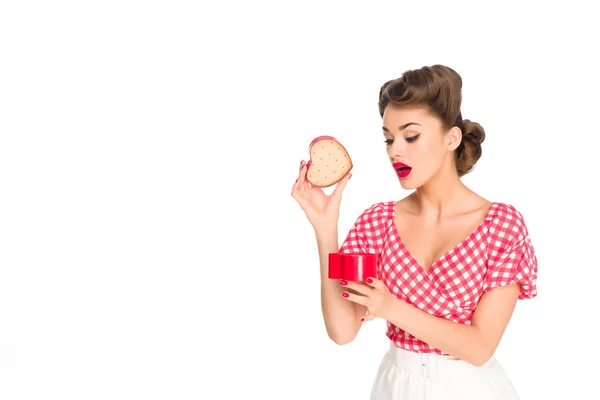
left=291, top=160, right=352, bottom=231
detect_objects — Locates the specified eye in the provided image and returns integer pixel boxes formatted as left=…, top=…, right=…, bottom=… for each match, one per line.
left=406, top=134, right=420, bottom=143
left=384, top=139, right=393, bottom=145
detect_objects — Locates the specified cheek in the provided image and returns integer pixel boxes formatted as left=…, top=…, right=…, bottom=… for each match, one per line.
left=409, top=142, right=430, bottom=161
left=410, top=143, right=444, bottom=173
left=414, top=139, right=444, bottom=158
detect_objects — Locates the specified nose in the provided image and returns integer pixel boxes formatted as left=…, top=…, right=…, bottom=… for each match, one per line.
left=387, top=139, right=406, bottom=161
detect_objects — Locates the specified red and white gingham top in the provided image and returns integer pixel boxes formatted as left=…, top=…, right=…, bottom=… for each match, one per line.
left=338, top=201, right=538, bottom=354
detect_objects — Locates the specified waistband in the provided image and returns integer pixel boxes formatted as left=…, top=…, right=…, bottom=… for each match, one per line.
left=386, top=342, right=494, bottom=379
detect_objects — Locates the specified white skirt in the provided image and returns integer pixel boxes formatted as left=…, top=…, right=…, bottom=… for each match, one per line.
left=370, top=342, right=520, bottom=400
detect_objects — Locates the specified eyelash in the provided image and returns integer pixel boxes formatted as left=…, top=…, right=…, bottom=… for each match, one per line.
left=384, top=134, right=420, bottom=145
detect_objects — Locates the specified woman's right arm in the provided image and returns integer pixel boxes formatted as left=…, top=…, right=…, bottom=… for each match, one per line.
left=315, top=227, right=366, bottom=344
left=291, top=160, right=365, bottom=345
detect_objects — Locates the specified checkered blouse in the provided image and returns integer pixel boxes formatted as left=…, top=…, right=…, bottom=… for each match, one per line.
left=338, top=201, right=538, bottom=354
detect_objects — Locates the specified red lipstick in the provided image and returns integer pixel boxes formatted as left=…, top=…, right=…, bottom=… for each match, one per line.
left=393, top=162, right=412, bottom=178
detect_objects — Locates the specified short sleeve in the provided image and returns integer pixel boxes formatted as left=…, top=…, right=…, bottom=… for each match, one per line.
left=338, top=202, right=392, bottom=256
left=484, top=205, right=538, bottom=299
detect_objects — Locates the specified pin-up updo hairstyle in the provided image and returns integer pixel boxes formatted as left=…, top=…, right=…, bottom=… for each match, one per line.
left=378, top=65, right=485, bottom=177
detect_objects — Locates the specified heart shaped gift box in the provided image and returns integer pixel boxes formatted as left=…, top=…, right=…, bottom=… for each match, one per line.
left=328, top=253, right=378, bottom=282
left=306, top=136, right=353, bottom=188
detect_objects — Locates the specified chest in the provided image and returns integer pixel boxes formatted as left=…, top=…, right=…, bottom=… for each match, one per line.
left=379, top=208, right=491, bottom=318
left=393, top=208, right=489, bottom=273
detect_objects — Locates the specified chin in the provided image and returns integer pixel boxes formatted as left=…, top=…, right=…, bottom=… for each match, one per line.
left=398, top=176, right=419, bottom=190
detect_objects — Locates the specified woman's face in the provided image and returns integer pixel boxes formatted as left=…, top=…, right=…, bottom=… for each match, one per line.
left=382, top=104, right=460, bottom=190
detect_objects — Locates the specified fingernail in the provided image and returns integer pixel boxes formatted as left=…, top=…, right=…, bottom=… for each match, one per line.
left=342, top=292, right=349, bottom=298
left=295, top=178, right=298, bottom=182
left=360, top=317, right=365, bottom=322
left=340, top=280, right=348, bottom=286
left=366, top=277, right=373, bottom=284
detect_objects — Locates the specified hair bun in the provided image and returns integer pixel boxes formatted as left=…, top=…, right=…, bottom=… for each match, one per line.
left=462, top=119, right=485, bottom=144
left=456, top=119, right=485, bottom=176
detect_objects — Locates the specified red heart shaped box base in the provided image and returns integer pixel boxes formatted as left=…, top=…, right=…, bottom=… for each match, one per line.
left=328, top=253, right=378, bottom=281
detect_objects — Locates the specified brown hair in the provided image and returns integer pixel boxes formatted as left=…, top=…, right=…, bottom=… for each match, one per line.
left=378, top=65, right=485, bottom=177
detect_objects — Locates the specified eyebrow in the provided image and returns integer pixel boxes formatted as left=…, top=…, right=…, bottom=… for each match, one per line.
left=382, top=122, right=422, bottom=132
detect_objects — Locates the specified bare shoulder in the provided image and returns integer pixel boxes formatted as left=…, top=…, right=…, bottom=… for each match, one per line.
left=470, top=196, right=494, bottom=216
left=458, top=190, right=494, bottom=214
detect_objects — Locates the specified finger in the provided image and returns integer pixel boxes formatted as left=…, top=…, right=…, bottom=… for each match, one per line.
left=309, top=182, right=324, bottom=196
left=291, top=184, right=300, bottom=200
left=291, top=161, right=307, bottom=197
left=298, top=160, right=308, bottom=185
left=365, top=277, right=385, bottom=291
left=342, top=290, right=368, bottom=306
left=342, top=280, right=374, bottom=296
left=361, top=314, right=376, bottom=323
left=291, top=177, right=301, bottom=198
left=331, top=172, right=352, bottom=200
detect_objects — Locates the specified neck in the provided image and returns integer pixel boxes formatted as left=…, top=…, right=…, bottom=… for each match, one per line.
left=411, top=165, right=469, bottom=219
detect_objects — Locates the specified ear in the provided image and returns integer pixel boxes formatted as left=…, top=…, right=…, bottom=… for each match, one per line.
left=446, top=126, right=462, bottom=152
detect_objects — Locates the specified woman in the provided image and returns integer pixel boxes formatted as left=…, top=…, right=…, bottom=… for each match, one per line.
left=291, top=65, right=538, bottom=399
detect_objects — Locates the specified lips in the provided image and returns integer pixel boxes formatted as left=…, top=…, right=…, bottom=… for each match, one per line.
left=393, top=162, right=412, bottom=178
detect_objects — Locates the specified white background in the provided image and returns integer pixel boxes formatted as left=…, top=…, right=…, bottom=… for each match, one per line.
left=1, top=1, right=599, bottom=399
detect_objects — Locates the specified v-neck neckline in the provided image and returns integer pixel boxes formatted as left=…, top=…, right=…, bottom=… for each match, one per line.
left=390, top=201, right=497, bottom=275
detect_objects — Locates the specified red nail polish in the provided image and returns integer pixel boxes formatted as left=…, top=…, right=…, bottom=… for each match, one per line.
left=340, top=280, right=347, bottom=286
left=360, top=317, right=364, bottom=322
left=366, top=277, right=373, bottom=284
left=342, top=292, right=349, bottom=298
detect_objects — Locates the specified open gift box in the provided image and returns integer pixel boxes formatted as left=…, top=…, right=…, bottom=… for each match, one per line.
left=328, top=253, right=378, bottom=282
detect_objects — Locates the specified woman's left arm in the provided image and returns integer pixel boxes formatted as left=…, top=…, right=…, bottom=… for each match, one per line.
left=342, top=279, right=520, bottom=367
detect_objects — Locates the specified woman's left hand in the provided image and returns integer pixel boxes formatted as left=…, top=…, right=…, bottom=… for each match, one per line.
left=341, top=277, right=395, bottom=322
